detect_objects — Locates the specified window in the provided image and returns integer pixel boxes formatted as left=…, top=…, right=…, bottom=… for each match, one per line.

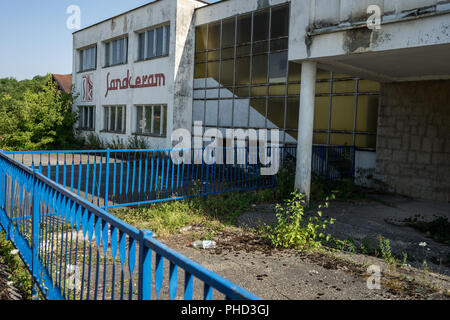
left=79, top=46, right=96, bottom=72
left=105, top=37, right=128, bottom=67
left=135, top=105, right=167, bottom=137
left=137, top=24, right=170, bottom=61
left=103, top=105, right=126, bottom=133
left=78, top=106, right=95, bottom=130
left=193, top=3, right=380, bottom=150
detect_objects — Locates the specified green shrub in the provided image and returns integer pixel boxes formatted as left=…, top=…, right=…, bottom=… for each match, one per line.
left=267, top=191, right=335, bottom=251
left=126, top=136, right=149, bottom=149
left=108, top=136, right=126, bottom=150
left=83, top=132, right=105, bottom=150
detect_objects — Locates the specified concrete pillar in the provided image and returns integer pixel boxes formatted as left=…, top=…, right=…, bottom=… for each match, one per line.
left=295, top=61, right=317, bottom=202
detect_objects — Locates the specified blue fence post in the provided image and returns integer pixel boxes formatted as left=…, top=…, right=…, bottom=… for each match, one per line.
left=204, top=163, right=209, bottom=200
left=203, top=147, right=209, bottom=200
left=138, top=230, right=153, bottom=300
left=31, top=169, right=40, bottom=300
left=104, top=149, right=111, bottom=212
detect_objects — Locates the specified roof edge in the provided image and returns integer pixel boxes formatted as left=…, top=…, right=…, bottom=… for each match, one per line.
left=73, top=0, right=210, bottom=35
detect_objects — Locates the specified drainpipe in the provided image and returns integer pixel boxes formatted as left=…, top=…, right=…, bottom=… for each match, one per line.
left=295, top=61, right=317, bottom=203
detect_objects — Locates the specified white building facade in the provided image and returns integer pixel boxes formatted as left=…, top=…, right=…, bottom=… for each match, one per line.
left=73, top=0, right=205, bottom=149
left=73, top=0, right=450, bottom=201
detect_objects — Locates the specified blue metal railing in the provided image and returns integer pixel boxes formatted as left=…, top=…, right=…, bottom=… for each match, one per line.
left=5, top=147, right=276, bottom=211
left=0, top=152, right=260, bottom=300
left=5, top=146, right=354, bottom=211
left=280, top=145, right=355, bottom=180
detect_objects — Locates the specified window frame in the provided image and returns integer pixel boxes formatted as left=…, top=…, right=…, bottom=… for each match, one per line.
left=102, top=105, right=127, bottom=134
left=78, top=45, right=97, bottom=73
left=104, top=36, right=129, bottom=68
left=136, top=23, right=171, bottom=62
left=191, top=3, right=380, bottom=151
left=78, top=105, right=96, bottom=131
left=134, top=104, right=168, bottom=138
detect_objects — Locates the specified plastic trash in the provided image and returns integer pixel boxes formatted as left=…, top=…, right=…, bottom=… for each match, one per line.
left=180, top=226, right=193, bottom=233
left=191, top=240, right=216, bottom=249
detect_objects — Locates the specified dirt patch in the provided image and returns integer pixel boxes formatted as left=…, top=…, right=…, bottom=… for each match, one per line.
left=236, top=194, right=450, bottom=276
left=160, top=226, right=450, bottom=300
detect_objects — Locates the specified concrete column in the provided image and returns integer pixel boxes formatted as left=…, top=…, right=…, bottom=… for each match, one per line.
left=295, top=61, right=317, bottom=202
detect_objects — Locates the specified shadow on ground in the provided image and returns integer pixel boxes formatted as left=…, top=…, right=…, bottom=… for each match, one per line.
left=160, top=193, right=450, bottom=300
left=237, top=193, right=450, bottom=276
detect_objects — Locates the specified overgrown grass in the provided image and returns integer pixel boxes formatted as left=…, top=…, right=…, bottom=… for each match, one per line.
left=0, top=232, right=32, bottom=300
left=113, top=190, right=272, bottom=238
left=112, top=167, right=393, bottom=257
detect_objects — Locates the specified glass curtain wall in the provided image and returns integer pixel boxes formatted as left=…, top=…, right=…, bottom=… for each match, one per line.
left=193, top=3, right=379, bottom=149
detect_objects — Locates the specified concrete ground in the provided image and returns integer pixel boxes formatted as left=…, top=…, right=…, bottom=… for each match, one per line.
left=237, top=193, right=450, bottom=276
left=321, top=194, right=450, bottom=275
left=163, top=232, right=450, bottom=300
left=159, top=193, right=450, bottom=300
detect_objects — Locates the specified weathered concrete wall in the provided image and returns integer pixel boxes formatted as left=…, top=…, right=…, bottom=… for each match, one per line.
left=288, top=0, right=450, bottom=77
left=355, top=150, right=377, bottom=188
left=73, top=0, right=177, bottom=149
left=375, top=80, right=450, bottom=201
left=171, top=0, right=200, bottom=138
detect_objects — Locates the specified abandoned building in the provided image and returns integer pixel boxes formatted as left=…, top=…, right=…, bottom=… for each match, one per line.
left=72, top=0, right=450, bottom=202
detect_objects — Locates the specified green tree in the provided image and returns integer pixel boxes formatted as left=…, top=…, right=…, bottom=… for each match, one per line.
left=0, top=75, right=77, bottom=151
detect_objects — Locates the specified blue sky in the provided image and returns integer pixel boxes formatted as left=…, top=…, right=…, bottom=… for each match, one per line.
left=0, top=0, right=220, bottom=80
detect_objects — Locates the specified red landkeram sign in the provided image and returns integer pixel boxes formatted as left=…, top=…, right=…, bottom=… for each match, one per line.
left=105, top=70, right=166, bottom=97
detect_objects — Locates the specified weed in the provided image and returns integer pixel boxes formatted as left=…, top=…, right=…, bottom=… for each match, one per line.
left=326, top=238, right=358, bottom=254
left=265, top=191, right=336, bottom=251
left=378, top=235, right=396, bottom=267
left=360, top=237, right=376, bottom=255
left=377, top=235, right=409, bottom=272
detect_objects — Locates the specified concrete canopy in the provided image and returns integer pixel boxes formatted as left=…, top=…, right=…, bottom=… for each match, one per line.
left=288, top=0, right=450, bottom=201
left=289, top=0, right=450, bottom=82
left=316, top=43, right=450, bottom=83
